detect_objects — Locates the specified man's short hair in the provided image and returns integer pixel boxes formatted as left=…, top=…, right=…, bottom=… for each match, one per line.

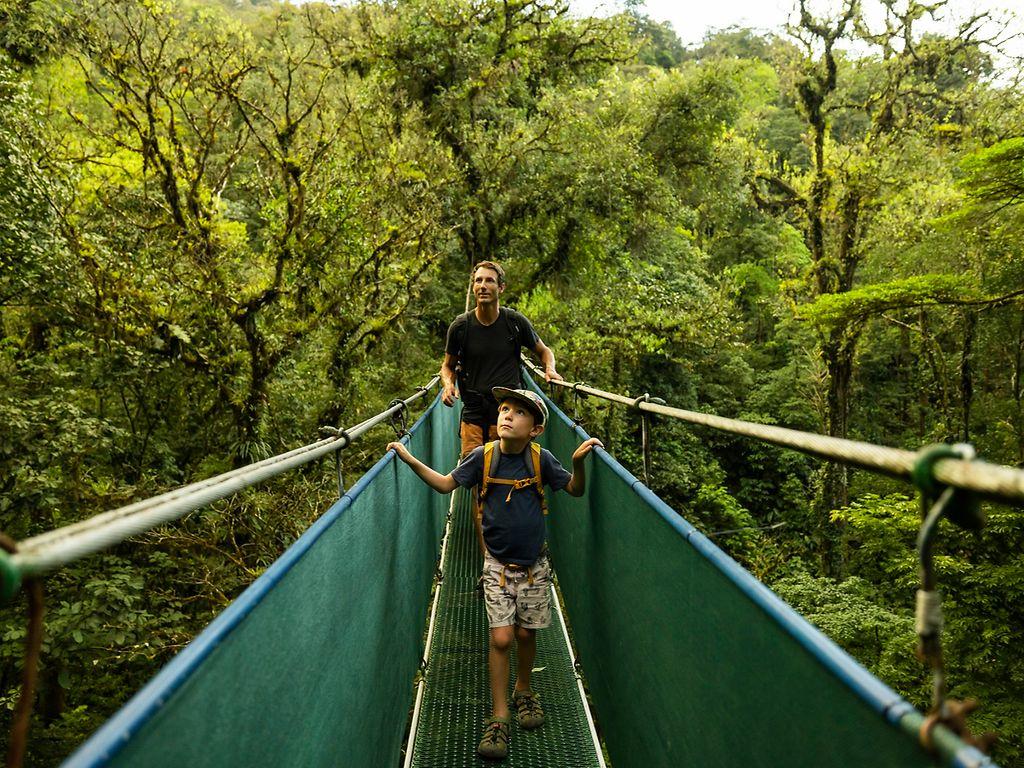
left=473, top=260, right=506, bottom=287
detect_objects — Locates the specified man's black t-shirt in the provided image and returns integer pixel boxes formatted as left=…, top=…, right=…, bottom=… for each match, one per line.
left=445, top=308, right=540, bottom=425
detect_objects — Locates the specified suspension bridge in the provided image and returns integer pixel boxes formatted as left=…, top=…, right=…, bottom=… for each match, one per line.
left=1, top=362, right=1016, bottom=768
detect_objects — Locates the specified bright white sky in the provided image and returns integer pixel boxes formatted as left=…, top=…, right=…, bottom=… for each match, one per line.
left=571, top=0, right=1024, bottom=58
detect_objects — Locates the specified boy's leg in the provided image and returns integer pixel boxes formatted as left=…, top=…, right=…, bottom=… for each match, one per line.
left=488, top=626, right=514, bottom=719
left=511, top=625, right=545, bottom=729
left=482, top=552, right=518, bottom=716
left=480, top=554, right=517, bottom=759
left=510, top=556, right=551, bottom=730
left=513, top=625, right=537, bottom=693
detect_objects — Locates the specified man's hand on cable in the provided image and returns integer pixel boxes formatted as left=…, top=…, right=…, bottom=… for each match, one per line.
left=544, top=367, right=564, bottom=383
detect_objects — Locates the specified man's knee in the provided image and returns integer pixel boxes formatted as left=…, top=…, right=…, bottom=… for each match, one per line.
left=460, top=421, right=500, bottom=458
left=490, top=626, right=514, bottom=652
left=460, top=421, right=485, bottom=457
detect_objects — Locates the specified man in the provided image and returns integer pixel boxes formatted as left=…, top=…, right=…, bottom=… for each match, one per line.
left=440, top=260, right=563, bottom=557
left=441, top=260, right=563, bottom=457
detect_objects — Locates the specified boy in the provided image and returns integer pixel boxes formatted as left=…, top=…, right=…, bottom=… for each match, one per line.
left=388, top=387, right=602, bottom=761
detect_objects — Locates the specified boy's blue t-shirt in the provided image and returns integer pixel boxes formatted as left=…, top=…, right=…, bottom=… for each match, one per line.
left=452, top=443, right=571, bottom=566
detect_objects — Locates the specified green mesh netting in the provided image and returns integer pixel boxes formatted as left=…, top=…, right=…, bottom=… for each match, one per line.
left=536, top=391, right=955, bottom=768
left=68, top=398, right=459, bottom=768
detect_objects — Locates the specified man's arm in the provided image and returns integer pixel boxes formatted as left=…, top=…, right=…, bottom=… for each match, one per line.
left=388, top=442, right=459, bottom=493
left=440, top=353, right=460, bottom=406
left=533, top=339, right=564, bottom=383
left=565, top=438, right=603, bottom=497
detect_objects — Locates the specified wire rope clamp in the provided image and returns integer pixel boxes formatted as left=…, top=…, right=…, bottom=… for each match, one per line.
left=631, top=393, right=666, bottom=409
left=570, top=382, right=589, bottom=425
left=388, top=399, right=410, bottom=439
left=911, top=443, right=985, bottom=532
left=318, top=426, right=352, bottom=445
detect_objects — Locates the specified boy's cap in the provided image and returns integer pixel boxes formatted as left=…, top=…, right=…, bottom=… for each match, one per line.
left=492, top=387, right=548, bottom=426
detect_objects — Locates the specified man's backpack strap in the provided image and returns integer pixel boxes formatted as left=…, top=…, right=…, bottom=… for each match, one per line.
left=502, top=307, right=522, bottom=345
left=456, top=310, right=474, bottom=379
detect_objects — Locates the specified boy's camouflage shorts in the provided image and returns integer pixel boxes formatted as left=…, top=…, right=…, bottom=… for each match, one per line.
left=482, top=550, right=552, bottom=629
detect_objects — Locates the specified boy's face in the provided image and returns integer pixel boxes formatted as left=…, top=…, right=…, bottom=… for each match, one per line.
left=497, top=399, right=544, bottom=441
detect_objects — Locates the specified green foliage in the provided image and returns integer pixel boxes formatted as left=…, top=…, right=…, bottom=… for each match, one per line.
left=771, top=571, right=927, bottom=700
left=0, top=60, right=72, bottom=313
left=0, top=0, right=79, bottom=65
left=1, top=0, right=1023, bottom=763
left=957, top=137, right=1024, bottom=225
left=797, top=274, right=976, bottom=334
left=628, top=13, right=684, bottom=70
left=835, top=494, right=1024, bottom=766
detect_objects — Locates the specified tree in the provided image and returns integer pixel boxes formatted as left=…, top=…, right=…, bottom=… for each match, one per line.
left=750, top=0, right=1012, bottom=572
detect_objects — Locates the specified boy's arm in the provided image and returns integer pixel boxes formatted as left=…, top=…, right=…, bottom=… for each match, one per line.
left=565, top=438, right=603, bottom=497
left=388, top=442, right=459, bottom=493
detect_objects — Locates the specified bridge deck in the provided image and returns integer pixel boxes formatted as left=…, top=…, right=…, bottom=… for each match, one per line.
left=407, top=488, right=603, bottom=768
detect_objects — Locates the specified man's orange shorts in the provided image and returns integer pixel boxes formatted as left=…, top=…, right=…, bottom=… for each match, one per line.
left=460, top=421, right=499, bottom=459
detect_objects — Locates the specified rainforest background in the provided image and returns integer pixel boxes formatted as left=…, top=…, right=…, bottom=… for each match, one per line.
left=1, top=0, right=1023, bottom=764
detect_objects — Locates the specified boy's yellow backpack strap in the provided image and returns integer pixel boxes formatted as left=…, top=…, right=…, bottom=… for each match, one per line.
left=525, top=442, right=548, bottom=515
left=480, top=440, right=501, bottom=502
left=480, top=440, right=547, bottom=514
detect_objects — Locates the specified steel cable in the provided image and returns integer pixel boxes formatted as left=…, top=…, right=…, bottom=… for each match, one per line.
left=6, top=377, right=439, bottom=581
left=523, top=357, right=1024, bottom=504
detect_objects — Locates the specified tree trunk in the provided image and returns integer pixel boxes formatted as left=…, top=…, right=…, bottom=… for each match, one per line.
left=1014, top=309, right=1024, bottom=464
left=40, top=665, right=65, bottom=724
left=815, top=332, right=855, bottom=576
left=959, top=310, right=976, bottom=443
left=234, top=314, right=272, bottom=467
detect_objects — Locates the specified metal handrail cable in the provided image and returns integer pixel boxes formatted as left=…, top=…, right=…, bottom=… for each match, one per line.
left=523, top=357, right=1024, bottom=504
left=6, top=377, right=440, bottom=582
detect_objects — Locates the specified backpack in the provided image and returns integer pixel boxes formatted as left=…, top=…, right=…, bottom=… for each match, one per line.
left=479, top=440, right=548, bottom=515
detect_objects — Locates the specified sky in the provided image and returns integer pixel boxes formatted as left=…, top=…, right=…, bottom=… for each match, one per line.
left=570, top=0, right=1024, bottom=57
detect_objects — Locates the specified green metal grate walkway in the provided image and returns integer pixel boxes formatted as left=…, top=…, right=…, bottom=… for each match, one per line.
left=406, top=487, right=604, bottom=768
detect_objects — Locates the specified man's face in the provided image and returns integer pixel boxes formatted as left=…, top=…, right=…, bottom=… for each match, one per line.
left=497, top=399, right=542, bottom=440
left=473, top=267, right=504, bottom=304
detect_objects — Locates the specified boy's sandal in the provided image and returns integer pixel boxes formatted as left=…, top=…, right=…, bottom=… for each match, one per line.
left=513, top=690, right=545, bottom=729
left=477, top=717, right=510, bottom=760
